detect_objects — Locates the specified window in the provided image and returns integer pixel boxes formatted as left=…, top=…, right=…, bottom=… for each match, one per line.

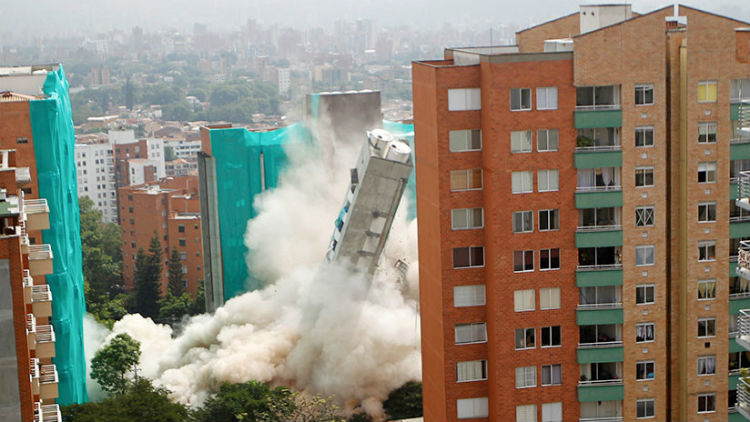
left=128, top=206, right=134, bottom=213
left=636, top=322, right=655, bottom=342
left=539, top=209, right=560, bottom=231
left=636, top=206, right=654, bottom=227
left=512, top=171, right=533, bottom=194
left=541, top=402, right=562, bottom=422
left=635, top=84, right=654, bottom=105
left=541, top=365, right=562, bottom=386
left=514, top=289, right=535, bottom=312
left=539, top=287, right=560, bottom=309
left=697, top=318, right=716, bottom=338
left=448, top=88, right=481, bottom=111
left=457, top=397, right=488, bottom=419
left=637, top=399, right=655, bottom=418
left=179, top=238, right=186, bottom=246
left=540, top=249, right=560, bottom=271
left=697, top=202, right=716, bottom=222
left=579, top=286, right=620, bottom=307
left=179, top=252, right=187, bottom=260
left=456, top=360, right=487, bottom=382
left=732, top=78, right=750, bottom=102
left=576, top=85, right=619, bottom=109
left=537, top=87, right=558, bottom=110
left=513, top=210, right=533, bottom=233
left=698, top=241, right=716, bottom=261
left=514, top=250, right=534, bottom=272
left=516, top=366, right=537, bottom=388
left=730, top=276, right=750, bottom=296
left=698, top=279, right=716, bottom=300
left=450, top=169, right=483, bottom=191
left=178, top=225, right=185, bottom=233
left=698, top=393, right=716, bottom=413
left=698, top=80, right=717, bottom=103
left=729, top=351, right=750, bottom=372
left=577, top=167, right=620, bottom=190
left=449, top=129, right=482, bottom=152
left=181, top=265, right=188, bottom=274
left=515, top=328, right=535, bottom=349
left=635, top=167, right=654, bottom=187
left=636, top=361, right=655, bottom=381
left=537, top=129, right=559, bottom=152
left=16, top=137, right=28, bottom=144
left=454, top=285, right=486, bottom=307
left=453, top=247, right=484, bottom=268
left=455, top=323, right=487, bottom=344
left=516, top=404, right=537, bottom=422
left=511, top=130, right=533, bottom=153
left=538, top=169, right=559, bottom=192
left=511, top=88, right=531, bottom=111
left=635, top=126, right=654, bottom=147
left=697, top=356, right=716, bottom=376
left=452, top=208, right=483, bottom=230
left=541, top=326, right=561, bottom=347
left=635, top=245, right=655, bottom=266
left=697, top=162, right=717, bottom=183
left=698, top=122, right=717, bottom=143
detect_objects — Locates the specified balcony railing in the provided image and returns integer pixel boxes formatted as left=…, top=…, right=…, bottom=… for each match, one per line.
left=30, top=358, right=39, bottom=395
left=576, top=185, right=622, bottom=193
left=22, top=198, right=49, bottom=231
left=23, top=270, right=32, bottom=304
left=737, top=309, right=750, bottom=350
left=578, top=340, right=623, bottom=348
left=31, top=285, right=52, bottom=318
left=34, top=404, right=61, bottom=422
left=39, top=364, right=58, bottom=400
left=576, top=144, right=622, bottom=152
left=738, top=378, right=750, bottom=421
left=738, top=172, right=750, bottom=212
left=577, top=302, right=622, bottom=310
left=35, top=324, right=56, bottom=359
left=577, top=224, right=622, bottom=232
left=575, top=104, right=621, bottom=111
left=739, top=241, right=750, bottom=279
left=579, top=378, right=623, bottom=386
left=28, top=244, right=53, bottom=276
left=579, top=418, right=623, bottom=422
left=26, top=313, right=36, bottom=349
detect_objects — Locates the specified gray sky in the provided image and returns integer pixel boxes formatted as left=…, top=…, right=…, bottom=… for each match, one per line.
left=1, top=0, right=747, bottom=39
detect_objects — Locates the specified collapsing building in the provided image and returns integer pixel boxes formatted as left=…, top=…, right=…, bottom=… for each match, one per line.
left=325, top=129, right=413, bottom=274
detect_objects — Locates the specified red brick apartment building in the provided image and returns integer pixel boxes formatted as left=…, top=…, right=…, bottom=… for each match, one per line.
left=119, top=175, right=203, bottom=296
left=413, top=5, right=750, bottom=422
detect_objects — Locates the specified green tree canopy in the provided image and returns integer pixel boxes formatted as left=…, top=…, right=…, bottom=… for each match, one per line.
left=167, top=248, right=185, bottom=297
left=192, top=381, right=291, bottom=422
left=90, top=333, right=141, bottom=394
left=134, top=233, right=163, bottom=319
left=383, top=381, right=422, bottom=420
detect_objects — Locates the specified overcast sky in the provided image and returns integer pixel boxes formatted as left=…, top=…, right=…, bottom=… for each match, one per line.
left=1, top=0, right=747, bottom=39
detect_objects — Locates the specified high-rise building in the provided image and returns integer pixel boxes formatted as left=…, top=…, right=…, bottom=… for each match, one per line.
left=0, top=65, right=88, bottom=408
left=75, top=138, right=117, bottom=223
left=413, top=5, right=750, bottom=421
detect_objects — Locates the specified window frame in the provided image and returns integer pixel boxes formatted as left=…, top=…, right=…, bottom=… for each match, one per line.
left=513, top=210, right=534, bottom=233
left=511, top=171, right=533, bottom=194
left=697, top=80, right=718, bottom=103
left=541, top=364, right=562, bottom=386
left=451, top=207, right=484, bottom=230
left=636, top=322, right=655, bottom=343
left=635, top=84, right=654, bottom=106
left=539, top=287, right=561, bottom=309
left=636, top=360, right=655, bottom=381
left=453, top=246, right=485, bottom=269
left=635, top=245, right=655, bottom=267
left=697, top=355, right=716, bottom=376
left=636, top=284, right=655, bottom=305
left=453, top=285, right=486, bottom=307
left=635, top=126, right=655, bottom=148
left=515, top=365, right=537, bottom=389
left=448, top=88, right=482, bottom=111
left=697, top=202, right=717, bottom=223
left=539, top=209, right=560, bottom=231
left=537, top=129, right=559, bottom=152
left=537, top=169, right=559, bottom=192
left=515, top=327, right=536, bottom=350
left=635, top=206, right=655, bottom=227
left=636, top=399, right=655, bottom=419
left=697, top=318, right=716, bottom=338
left=456, top=360, right=488, bottom=383
left=450, top=168, right=483, bottom=192
left=514, top=289, right=536, bottom=312
left=698, top=122, right=718, bottom=144
left=513, top=249, right=535, bottom=272
left=449, top=129, right=482, bottom=152
left=697, top=393, right=716, bottom=413
left=697, top=162, right=717, bottom=184
left=510, top=130, right=533, bottom=153
left=697, top=279, right=717, bottom=301
left=455, top=322, right=488, bottom=345
left=635, top=166, right=655, bottom=188
left=541, top=325, right=561, bottom=348
left=539, top=249, right=561, bottom=271
left=510, top=88, right=532, bottom=111
left=698, top=240, right=717, bottom=262
left=536, top=86, right=558, bottom=110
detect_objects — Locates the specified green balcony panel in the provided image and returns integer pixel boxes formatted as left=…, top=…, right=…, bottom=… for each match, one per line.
left=728, top=411, right=747, bottom=422
left=575, top=150, right=623, bottom=169
left=732, top=103, right=741, bottom=121
left=577, top=269, right=623, bottom=287
left=577, top=383, right=624, bottom=402
left=576, top=191, right=623, bottom=209
left=730, top=297, right=750, bottom=315
left=731, top=143, right=750, bottom=160
left=732, top=182, right=740, bottom=200
left=574, top=110, right=623, bottom=129
left=731, top=374, right=741, bottom=390
left=731, top=338, right=746, bottom=353
left=576, top=230, right=623, bottom=248
left=731, top=222, right=750, bottom=239
left=577, top=308, right=623, bottom=325
left=732, top=262, right=739, bottom=277
left=577, top=346, right=624, bottom=363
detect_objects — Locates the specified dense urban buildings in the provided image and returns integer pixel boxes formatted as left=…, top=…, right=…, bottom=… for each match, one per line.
left=0, top=64, right=87, bottom=416
left=413, top=5, right=750, bottom=421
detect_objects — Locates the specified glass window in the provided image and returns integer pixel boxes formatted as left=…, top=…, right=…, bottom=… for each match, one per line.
left=635, top=126, right=654, bottom=147
left=636, top=206, right=654, bottom=227
left=515, top=327, right=536, bottom=349
left=697, top=318, right=716, bottom=338
left=697, top=162, right=717, bottom=183
left=538, top=169, right=559, bottom=192
left=452, top=208, right=484, bottom=230
left=698, top=241, right=716, bottom=261
left=457, top=397, right=489, bottom=419
left=697, top=202, right=717, bottom=222
left=698, top=122, right=717, bottom=143
left=511, top=130, right=533, bottom=153
left=449, top=129, right=482, bottom=152
left=455, top=323, right=487, bottom=344
left=731, top=78, right=750, bottom=101
left=637, top=399, right=655, bottom=418
left=636, top=322, right=655, bottom=342
left=540, top=287, right=560, bottom=309
left=697, top=355, right=716, bottom=376
left=453, top=247, right=484, bottom=268
left=514, top=289, right=535, bottom=312
left=513, top=210, right=533, bottom=233
left=540, top=249, right=560, bottom=271
left=512, top=171, right=533, bottom=194
left=541, top=365, right=562, bottom=386
left=511, top=88, right=532, bottom=111
left=636, top=361, right=655, bottom=380
left=635, top=84, right=654, bottom=105
left=516, top=404, right=537, bottom=422
left=698, top=81, right=717, bottom=103
left=636, top=245, right=655, bottom=266
left=454, top=285, right=486, bottom=307
left=451, top=169, right=483, bottom=191
left=515, top=366, right=537, bottom=388
left=456, top=360, right=488, bottom=382
left=539, top=209, right=560, bottom=231
left=697, top=279, right=716, bottom=300
left=635, top=167, right=654, bottom=187
left=514, top=250, right=534, bottom=272
left=697, top=393, right=716, bottom=413
left=541, top=402, right=562, bottom=422
left=537, top=87, right=558, bottom=110
left=541, top=326, right=561, bottom=347
left=537, top=129, right=559, bottom=152
left=448, top=88, right=481, bottom=111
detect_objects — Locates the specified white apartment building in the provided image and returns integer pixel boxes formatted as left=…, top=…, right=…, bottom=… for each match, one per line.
left=75, top=140, right=118, bottom=223
left=163, top=139, right=201, bottom=160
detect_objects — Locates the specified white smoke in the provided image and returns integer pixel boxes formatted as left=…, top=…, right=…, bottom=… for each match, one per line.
left=91, top=135, right=421, bottom=417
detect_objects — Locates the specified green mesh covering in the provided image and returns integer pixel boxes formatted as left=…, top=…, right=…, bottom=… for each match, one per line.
left=209, top=123, right=312, bottom=300
left=382, top=120, right=416, bottom=220
left=29, top=65, right=88, bottom=404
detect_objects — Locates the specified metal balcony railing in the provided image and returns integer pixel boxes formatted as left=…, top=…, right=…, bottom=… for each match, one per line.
left=39, top=365, right=57, bottom=384
left=577, top=302, right=623, bottom=310
left=577, top=224, right=622, bottom=232
left=736, top=310, right=750, bottom=350
left=36, top=324, right=55, bottom=343
left=738, top=171, right=750, bottom=212
left=576, top=185, right=623, bottom=193
left=29, top=358, right=39, bottom=379
left=739, top=241, right=750, bottom=280
left=31, top=285, right=51, bottom=303
left=575, top=104, right=621, bottom=111
left=36, top=404, right=61, bottom=422
left=578, top=340, right=623, bottom=348
left=579, top=418, right=623, bottom=422
left=27, top=244, right=52, bottom=261
left=737, top=378, right=750, bottom=421
left=26, top=313, right=36, bottom=333
left=23, top=198, right=48, bottom=214
left=575, top=144, right=622, bottom=152
left=578, top=378, right=623, bottom=386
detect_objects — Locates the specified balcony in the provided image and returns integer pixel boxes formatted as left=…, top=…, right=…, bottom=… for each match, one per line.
left=576, top=229, right=623, bottom=248
left=28, top=244, right=53, bottom=276
left=578, top=382, right=625, bottom=402
left=579, top=418, right=623, bottom=422
left=738, top=378, right=750, bottom=421
left=575, top=86, right=622, bottom=129
left=577, top=308, right=623, bottom=325
left=738, top=241, right=750, bottom=281
left=26, top=313, right=36, bottom=350
left=31, top=285, right=52, bottom=318
left=576, top=267, right=623, bottom=287
left=39, top=364, right=58, bottom=400
left=23, top=270, right=32, bottom=304
left=30, top=358, right=39, bottom=395
left=34, top=403, right=61, bottom=422
left=732, top=221, right=750, bottom=239
left=577, top=246, right=622, bottom=272
left=732, top=143, right=750, bottom=161
left=737, top=310, right=750, bottom=350
left=580, top=401, right=623, bottom=422
left=578, top=324, right=623, bottom=363
left=35, top=325, right=55, bottom=359
left=22, top=198, right=49, bottom=231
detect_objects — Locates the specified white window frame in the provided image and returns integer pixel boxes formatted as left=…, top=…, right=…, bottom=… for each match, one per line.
left=516, top=404, right=537, bottom=422
left=448, top=88, right=481, bottom=111
left=510, top=88, right=532, bottom=111
left=539, top=249, right=560, bottom=271
left=514, top=289, right=536, bottom=312
left=514, top=250, right=534, bottom=272
left=456, top=360, right=488, bottom=382
left=512, top=171, right=533, bottom=194
left=449, top=129, right=482, bottom=152
left=697, top=202, right=717, bottom=223
left=697, top=318, right=716, bottom=338
left=539, top=209, right=560, bottom=231
left=457, top=397, right=489, bottom=419
left=697, top=355, right=716, bottom=376
left=635, top=245, right=655, bottom=266
left=636, top=360, right=655, bottom=381
left=515, top=365, right=537, bottom=389
left=697, top=279, right=716, bottom=301
left=450, top=168, right=483, bottom=191
left=698, top=240, right=717, bottom=262
left=636, top=284, right=655, bottom=305
left=453, top=246, right=485, bottom=269
left=635, top=84, right=654, bottom=106
left=697, top=162, right=717, bottom=184
left=635, top=206, right=654, bottom=227
left=537, top=129, right=559, bottom=152
left=541, top=402, right=562, bottom=422
left=539, top=287, right=561, bottom=309
left=636, top=322, right=655, bottom=343
left=635, top=166, right=654, bottom=188
left=541, top=325, right=561, bottom=348
left=697, top=80, right=717, bottom=103
left=698, top=122, right=717, bottom=143
left=452, top=207, right=484, bottom=230
left=536, top=87, right=558, bottom=110
left=513, top=210, right=534, bottom=233
left=511, top=130, right=533, bottom=153
left=454, top=285, right=486, bottom=307
left=541, top=364, right=562, bottom=386
left=636, top=399, right=655, bottom=419
left=455, top=322, right=488, bottom=345
left=537, top=169, right=559, bottom=192
left=515, top=327, right=536, bottom=350
left=697, top=393, right=716, bottom=413
left=635, top=126, right=654, bottom=148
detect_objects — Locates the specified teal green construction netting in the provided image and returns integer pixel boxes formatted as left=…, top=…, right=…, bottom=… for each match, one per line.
left=211, top=120, right=415, bottom=302
left=29, top=65, right=88, bottom=404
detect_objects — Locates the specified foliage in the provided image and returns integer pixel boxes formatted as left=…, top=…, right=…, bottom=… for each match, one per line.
left=262, top=392, right=345, bottom=422
left=190, top=281, right=206, bottom=315
left=167, top=248, right=186, bottom=296
left=90, top=333, right=141, bottom=394
left=134, top=233, right=163, bottom=319
left=157, top=292, right=193, bottom=324
left=164, top=145, right=177, bottom=161
left=383, top=381, right=422, bottom=420
left=191, top=381, right=291, bottom=422
left=123, top=78, right=136, bottom=111
left=163, top=101, right=194, bottom=122
left=62, top=378, right=188, bottom=422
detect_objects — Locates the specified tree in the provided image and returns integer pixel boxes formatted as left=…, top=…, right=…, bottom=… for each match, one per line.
left=167, top=248, right=185, bottom=297
left=262, top=392, right=344, bottom=422
left=157, top=292, right=192, bottom=325
left=62, top=378, right=188, bottom=422
left=134, top=233, right=163, bottom=319
left=90, top=333, right=141, bottom=394
left=164, top=145, right=177, bottom=161
left=383, top=381, right=422, bottom=420
left=191, top=381, right=291, bottom=422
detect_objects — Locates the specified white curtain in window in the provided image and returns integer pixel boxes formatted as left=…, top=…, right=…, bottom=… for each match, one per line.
left=454, top=285, right=486, bottom=307
left=541, top=402, right=562, bottom=422
left=457, top=398, right=488, bottom=419
left=514, top=289, right=535, bottom=311
left=601, top=167, right=612, bottom=186
left=540, top=288, right=560, bottom=309
left=455, top=323, right=486, bottom=344
left=516, top=404, right=537, bottom=422
left=457, top=360, right=485, bottom=381
left=578, top=169, right=595, bottom=188
left=512, top=171, right=533, bottom=193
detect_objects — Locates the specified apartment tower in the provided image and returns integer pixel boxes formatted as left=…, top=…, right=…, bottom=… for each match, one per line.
left=413, top=5, right=750, bottom=421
